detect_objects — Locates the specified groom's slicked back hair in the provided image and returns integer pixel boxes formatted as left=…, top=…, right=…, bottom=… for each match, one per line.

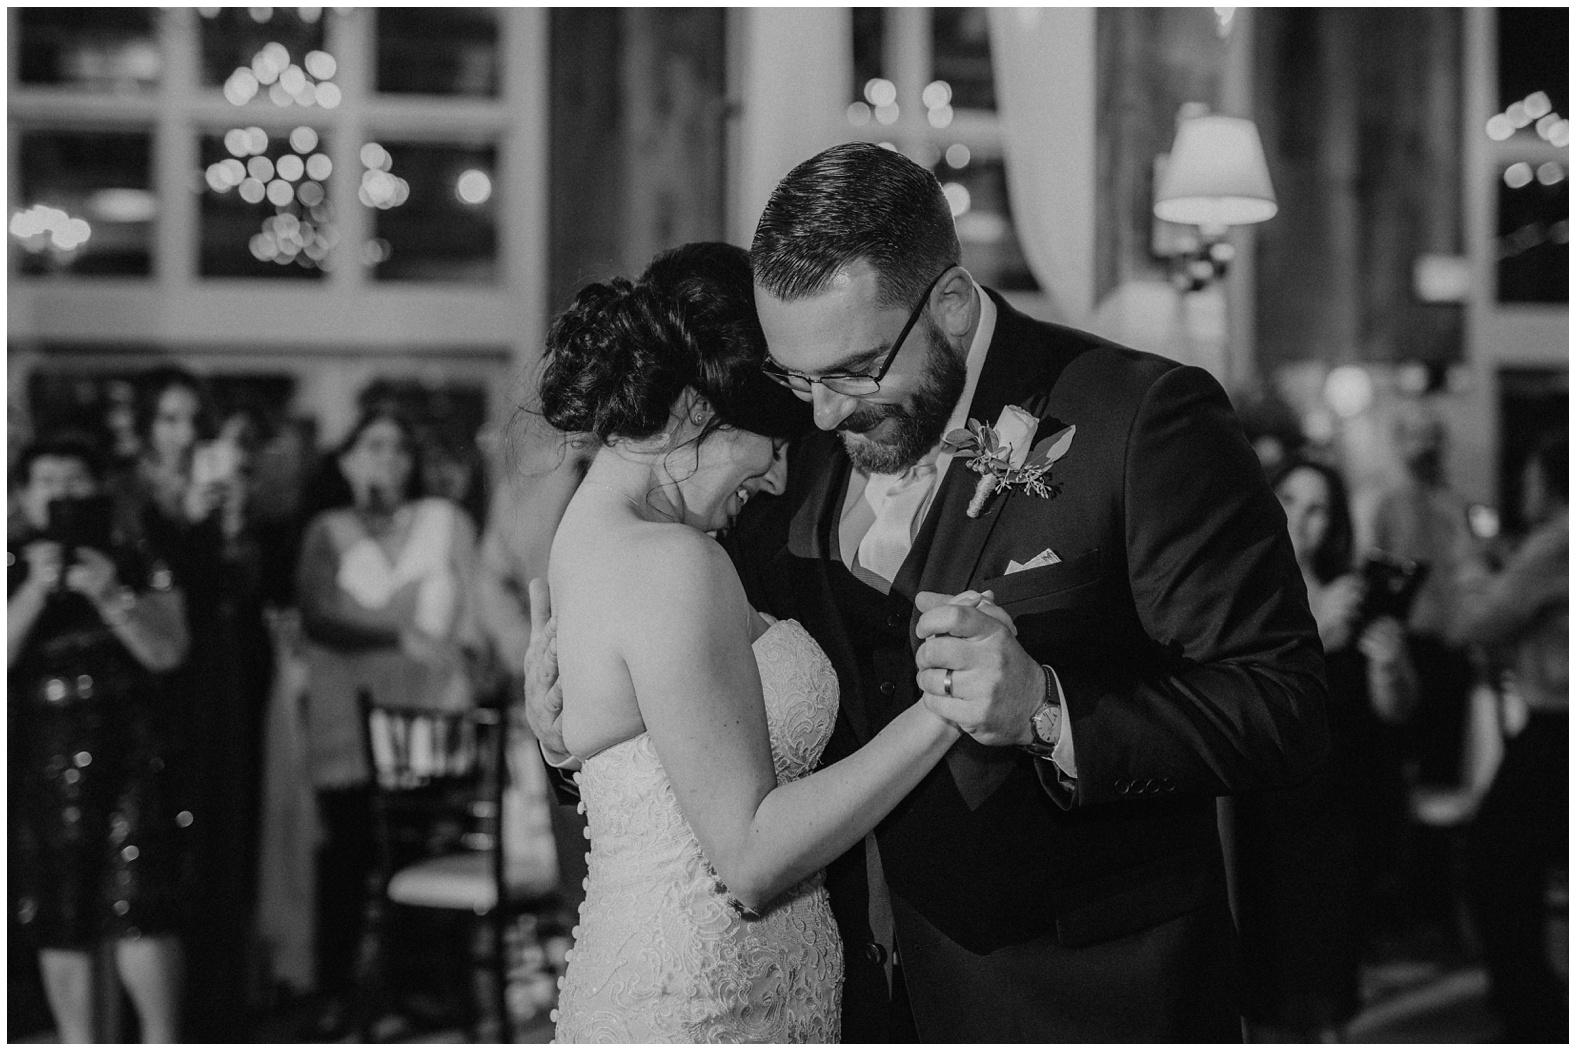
left=751, top=142, right=961, bottom=309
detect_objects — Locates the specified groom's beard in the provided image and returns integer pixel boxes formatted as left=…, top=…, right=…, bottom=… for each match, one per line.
left=839, top=320, right=967, bottom=475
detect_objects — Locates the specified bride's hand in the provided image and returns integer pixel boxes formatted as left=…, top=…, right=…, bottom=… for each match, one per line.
left=524, top=577, right=573, bottom=765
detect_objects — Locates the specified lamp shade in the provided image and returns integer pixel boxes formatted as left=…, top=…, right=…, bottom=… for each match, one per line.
left=1154, top=114, right=1277, bottom=227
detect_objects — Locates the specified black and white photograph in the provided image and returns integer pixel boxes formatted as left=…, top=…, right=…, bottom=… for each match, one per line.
left=6, top=6, right=1568, bottom=1044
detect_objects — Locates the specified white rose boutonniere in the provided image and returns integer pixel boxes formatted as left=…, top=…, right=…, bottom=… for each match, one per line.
left=942, top=405, right=1076, bottom=518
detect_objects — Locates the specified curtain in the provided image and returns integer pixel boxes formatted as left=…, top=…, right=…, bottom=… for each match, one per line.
left=986, top=8, right=1097, bottom=325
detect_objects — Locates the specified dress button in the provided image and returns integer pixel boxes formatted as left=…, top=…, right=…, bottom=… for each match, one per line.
left=878, top=681, right=896, bottom=697
left=863, top=942, right=887, bottom=965
left=44, top=679, right=67, bottom=702
left=113, top=900, right=131, bottom=916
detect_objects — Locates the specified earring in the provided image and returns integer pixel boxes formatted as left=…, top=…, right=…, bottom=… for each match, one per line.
left=691, top=412, right=707, bottom=426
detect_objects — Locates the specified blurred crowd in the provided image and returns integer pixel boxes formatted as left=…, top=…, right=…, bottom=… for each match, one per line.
left=1233, top=404, right=1569, bottom=1042
left=7, top=361, right=1568, bottom=1042
left=7, top=364, right=574, bottom=1041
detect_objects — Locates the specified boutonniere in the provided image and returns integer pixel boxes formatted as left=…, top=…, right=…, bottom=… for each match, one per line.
left=943, top=405, right=1076, bottom=518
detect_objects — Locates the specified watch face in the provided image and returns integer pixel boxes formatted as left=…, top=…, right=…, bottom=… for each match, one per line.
left=1032, top=703, right=1060, bottom=744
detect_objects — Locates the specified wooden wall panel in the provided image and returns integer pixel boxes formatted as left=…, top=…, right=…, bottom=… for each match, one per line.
left=547, top=10, right=727, bottom=319
left=1254, top=9, right=1464, bottom=367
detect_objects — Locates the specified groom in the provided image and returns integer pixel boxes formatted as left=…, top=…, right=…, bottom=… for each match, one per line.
left=533, top=143, right=1329, bottom=1041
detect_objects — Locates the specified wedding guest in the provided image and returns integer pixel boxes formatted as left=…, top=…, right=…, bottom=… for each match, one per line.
left=1366, top=401, right=1478, bottom=785
left=1232, top=458, right=1418, bottom=1040
left=294, top=406, right=483, bottom=1033
left=9, top=433, right=191, bottom=1042
left=1458, top=432, right=1568, bottom=1042
left=120, top=366, right=268, bottom=1038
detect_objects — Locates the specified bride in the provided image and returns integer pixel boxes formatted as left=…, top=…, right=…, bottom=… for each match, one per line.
left=537, top=243, right=967, bottom=1042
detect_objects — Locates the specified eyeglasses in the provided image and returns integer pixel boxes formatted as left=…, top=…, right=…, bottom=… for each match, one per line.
left=761, top=267, right=951, bottom=398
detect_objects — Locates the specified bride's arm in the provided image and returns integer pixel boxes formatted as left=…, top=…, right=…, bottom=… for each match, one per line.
left=625, top=530, right=959, bottom=913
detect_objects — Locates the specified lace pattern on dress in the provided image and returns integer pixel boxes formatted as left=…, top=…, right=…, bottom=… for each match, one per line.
left=553, top=619, right=844, bottom=1043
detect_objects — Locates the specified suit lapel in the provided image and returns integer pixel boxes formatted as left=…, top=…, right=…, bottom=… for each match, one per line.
left=904, top=291, right=1060, bottom=605
left=903, top=292, right=1067, bottom=810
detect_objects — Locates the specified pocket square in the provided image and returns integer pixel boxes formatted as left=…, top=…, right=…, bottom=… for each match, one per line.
left=1005, top=548, right=1061, bottom=574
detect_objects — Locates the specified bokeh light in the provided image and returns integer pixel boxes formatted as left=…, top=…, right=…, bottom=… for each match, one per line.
left=1503, top=161, right=1534, bottom=189
left=941, top=182, right=971, bottom=218
left=864, top=78, right=897, bottom=108
left=304, top=50, right=336, bottom=80
left=247, top=155, right=276, bottom=182
left=1536, top=161, right=1564, bottom=186
left=238, top=177, right=267, bottom=204
left=847, top=101, right=872, bottom=127
left=306, top=153, right=333, bottom=180
left=927, top=105, right=954, bottom=130
left=456, top=169, right=492, bottom=205
left=875, top=103, right=900, bottom=126
left=921, top=80, right=952, bottom=110
left=1323, top=365, right=1373, bottom=419
left=289, top=126, right=319, bottom=153
left=276, top=154, right=305, bottom=181
left=945, top=143, right=971, bottom=169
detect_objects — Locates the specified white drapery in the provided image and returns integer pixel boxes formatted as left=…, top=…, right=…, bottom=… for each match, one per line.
left=986, top=8, right=1097, bottom=327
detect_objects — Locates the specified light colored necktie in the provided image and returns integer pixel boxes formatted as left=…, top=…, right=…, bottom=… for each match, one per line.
left=856, top=462, right=938, bottom=583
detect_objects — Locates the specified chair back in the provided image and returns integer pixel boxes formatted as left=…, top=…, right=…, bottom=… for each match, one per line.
left=359, top=690, right=507, bottom=867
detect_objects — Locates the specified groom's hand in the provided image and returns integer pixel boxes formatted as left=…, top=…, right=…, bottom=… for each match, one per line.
left=914, top=590, right=1043, bottom=747
left=524, top=577, right=576, bottom=768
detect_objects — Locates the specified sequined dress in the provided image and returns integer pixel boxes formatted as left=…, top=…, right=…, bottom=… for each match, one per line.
left=8, top=528, right=193, bottom=949
left=553, top=618, right=845, bottom=1042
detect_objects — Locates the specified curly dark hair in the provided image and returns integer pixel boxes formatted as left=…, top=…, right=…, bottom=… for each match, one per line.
left=1271, top=457, right=1355, bottom=585
left=750, top=142, right=960, bottom=309
left=134, top=364, right=217, bottom=444
left=538, top=242, right=810, bottom=446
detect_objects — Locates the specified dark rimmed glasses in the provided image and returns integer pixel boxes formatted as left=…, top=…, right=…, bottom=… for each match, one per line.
left=761, top=267, right=951, bottom=398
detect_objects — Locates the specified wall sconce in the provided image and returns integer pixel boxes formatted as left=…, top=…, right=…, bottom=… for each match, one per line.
left=1152, top=109, right=1277, bottom=292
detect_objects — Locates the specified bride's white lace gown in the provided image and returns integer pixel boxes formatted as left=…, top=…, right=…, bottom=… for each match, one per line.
left=552, top=618, right=844, bottom=1042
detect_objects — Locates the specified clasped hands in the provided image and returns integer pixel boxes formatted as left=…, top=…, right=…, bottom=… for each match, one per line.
left=22, top=540, right=124, bottom=608
left=914, top=590, right=1044, bottom=748
left=519, top=578, right=1046, bottom=765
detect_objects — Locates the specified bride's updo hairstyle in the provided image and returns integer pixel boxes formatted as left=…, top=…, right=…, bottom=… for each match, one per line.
left=539, top=242, right=811, bottom=448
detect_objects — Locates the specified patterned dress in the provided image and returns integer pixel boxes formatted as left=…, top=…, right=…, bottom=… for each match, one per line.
left=9, top=527, right=193, bottom=948
left=553, top=618, right=845, bottom=1042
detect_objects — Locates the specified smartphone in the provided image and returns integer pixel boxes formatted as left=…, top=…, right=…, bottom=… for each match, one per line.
left=45, top=494, right=117, bottom=561
left=1356, top=551, right=1429, bottom=625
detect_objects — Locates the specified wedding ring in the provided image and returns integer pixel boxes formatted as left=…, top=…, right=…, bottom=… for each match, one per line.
left=942, top=670, right=954, bottom=697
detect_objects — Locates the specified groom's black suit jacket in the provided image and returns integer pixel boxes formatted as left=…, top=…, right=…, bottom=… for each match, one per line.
left=726, top=291, right=1329, bottom=1041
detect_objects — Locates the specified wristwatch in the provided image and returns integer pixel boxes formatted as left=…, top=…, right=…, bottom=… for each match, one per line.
left=1022, top=664, right=1062, bottom=760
